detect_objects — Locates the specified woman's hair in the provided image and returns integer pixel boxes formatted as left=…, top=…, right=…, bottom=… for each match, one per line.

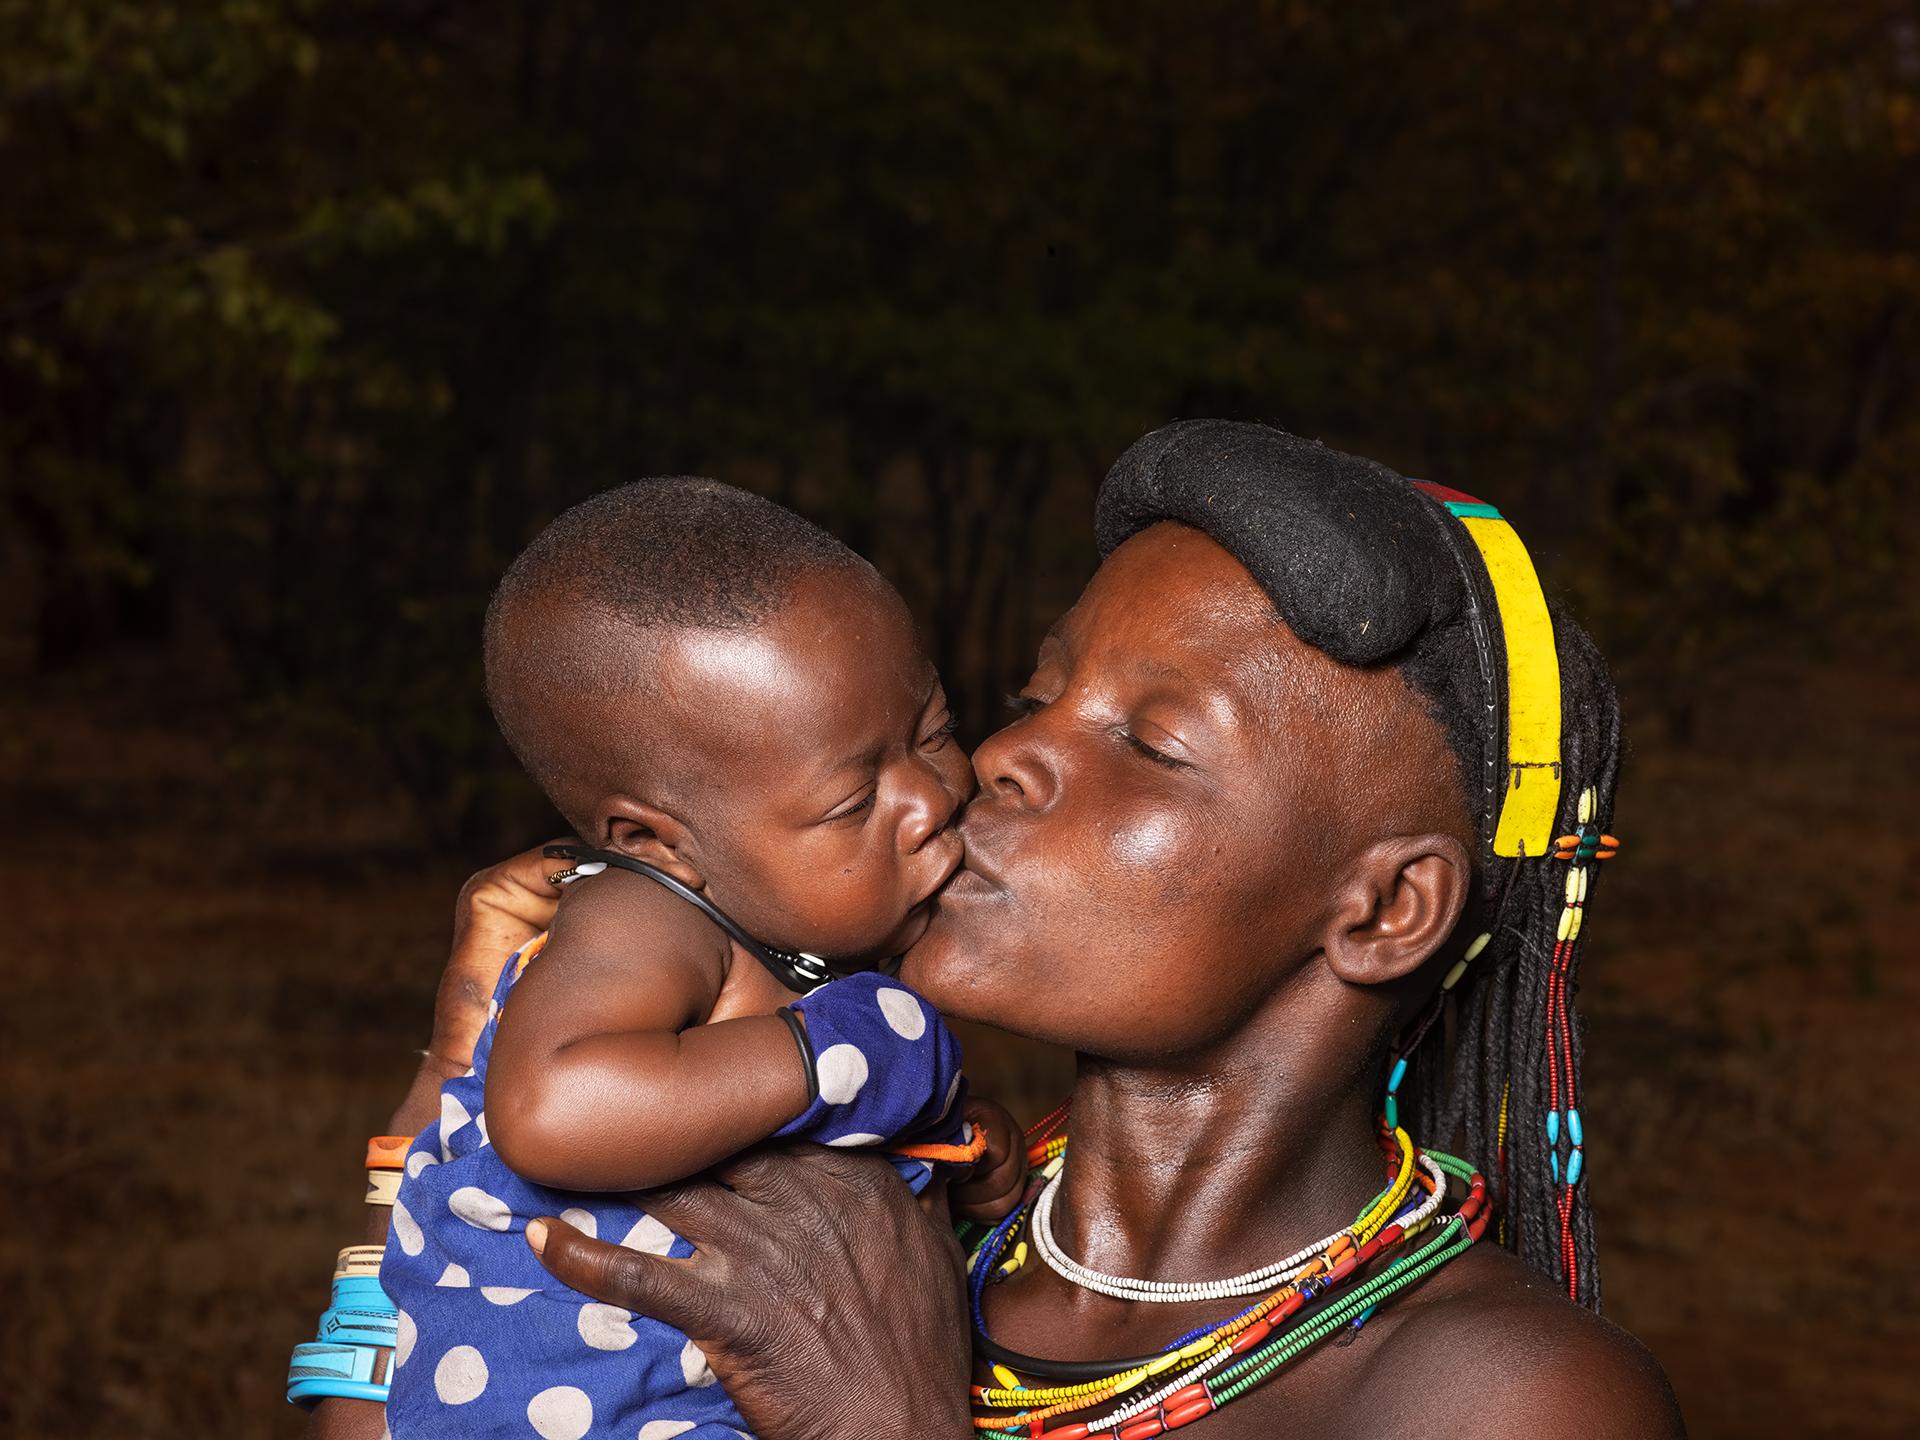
left=1403, top=608, right=1619, bottom=1310
left=1096, top=419, right=1621, bottom=1311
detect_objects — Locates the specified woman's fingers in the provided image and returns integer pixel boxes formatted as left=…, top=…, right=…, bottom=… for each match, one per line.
left=628, top=1173, right=765, bottom=1248
left=454, top=836, right=571, bottom=939
left=707, top=1143, right=877, bottom=1207
left=526, top=1217, right=719, bottom=1340
left=431, top=838, right=573, bottom=1067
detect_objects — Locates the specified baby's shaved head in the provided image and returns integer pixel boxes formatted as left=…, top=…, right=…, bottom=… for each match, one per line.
left=484, top=478, right=869, bottom=829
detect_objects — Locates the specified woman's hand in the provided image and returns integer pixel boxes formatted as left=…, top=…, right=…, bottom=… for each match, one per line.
left=379, top=840, right=570, bottom=1144
left=430, top=839, right=570, bottom=1071
left=528, top=1146, right=974, bottom=1440
left=307, top=842, right=569, bottom=1440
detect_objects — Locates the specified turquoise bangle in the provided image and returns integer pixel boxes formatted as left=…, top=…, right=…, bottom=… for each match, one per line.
left=317, top=1301, right=398, bottom=1348
left=331, top=1273, right=397, bottom=1313
left=318, top=1272, right=398, bottom=1346
left=286, top=1341, right=388, bottom=1408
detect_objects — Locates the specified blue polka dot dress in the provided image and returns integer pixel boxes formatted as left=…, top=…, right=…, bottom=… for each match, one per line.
left=380, top=939, right=970, bottom=1440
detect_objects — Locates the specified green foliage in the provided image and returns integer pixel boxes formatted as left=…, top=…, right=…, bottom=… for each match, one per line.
left=3, top=0, right=1912, bottom=843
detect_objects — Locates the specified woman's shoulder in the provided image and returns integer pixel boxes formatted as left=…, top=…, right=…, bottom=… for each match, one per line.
left=1356, top=1245, right=1685, bottom=1439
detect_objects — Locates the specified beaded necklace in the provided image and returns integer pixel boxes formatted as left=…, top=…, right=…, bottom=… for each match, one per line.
left=963, top=1119, right=1487, bottom=1439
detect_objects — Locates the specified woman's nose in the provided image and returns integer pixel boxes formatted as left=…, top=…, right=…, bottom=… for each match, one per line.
left=971, top=717, right=1058, bottom=812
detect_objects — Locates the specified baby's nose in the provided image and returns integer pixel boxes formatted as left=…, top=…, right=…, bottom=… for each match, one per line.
left=901, top=758, right=968, bottom=852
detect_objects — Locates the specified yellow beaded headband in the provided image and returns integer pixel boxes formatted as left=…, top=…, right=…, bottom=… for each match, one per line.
left=1411, top=482, right=1562, bottom=859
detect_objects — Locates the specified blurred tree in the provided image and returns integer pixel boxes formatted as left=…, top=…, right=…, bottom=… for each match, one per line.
left=4, top=0, right=1911, bottom=843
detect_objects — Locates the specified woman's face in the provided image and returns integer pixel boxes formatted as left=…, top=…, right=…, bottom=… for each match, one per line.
left=903, top=521, right=1455, bottom=1060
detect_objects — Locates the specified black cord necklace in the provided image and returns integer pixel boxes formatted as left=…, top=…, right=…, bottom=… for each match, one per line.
left=542, top=844, right=863, bottom=994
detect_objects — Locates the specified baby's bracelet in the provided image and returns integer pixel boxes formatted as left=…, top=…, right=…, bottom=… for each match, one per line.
left=777, top=1005, right=819, bottom=1104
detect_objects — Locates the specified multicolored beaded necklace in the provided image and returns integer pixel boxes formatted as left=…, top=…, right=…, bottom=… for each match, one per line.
left=960, top=1104, right=1488, bottom=1438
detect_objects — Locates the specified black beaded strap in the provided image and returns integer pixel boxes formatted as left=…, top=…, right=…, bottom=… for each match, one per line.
left=542, top=844, right=852, bottom=994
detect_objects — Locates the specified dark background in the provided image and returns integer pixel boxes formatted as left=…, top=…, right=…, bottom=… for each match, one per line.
left=2, top=3, right=1915, bottom=1436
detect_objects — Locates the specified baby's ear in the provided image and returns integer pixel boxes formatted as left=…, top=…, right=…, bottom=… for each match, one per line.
left=599, top=795, right=705, bottom=891
left=1319, top=833, right=1471, bottom=989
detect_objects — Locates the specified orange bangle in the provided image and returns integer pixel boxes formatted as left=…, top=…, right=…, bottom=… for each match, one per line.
left=365, top=1135, right=414, bottom=1170
left=890, top=1123, right=990, bottom=1166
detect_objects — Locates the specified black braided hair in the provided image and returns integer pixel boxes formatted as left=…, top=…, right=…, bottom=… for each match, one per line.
left=1407, top=611, right=1620, bottom=1311
left=1095, top=420, right=1622, bottom=1311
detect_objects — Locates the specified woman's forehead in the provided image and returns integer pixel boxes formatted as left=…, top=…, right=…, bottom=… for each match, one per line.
left=1062, top=524, right=1304, bottom=682
left=1063, top=522, right=1439, bottom=762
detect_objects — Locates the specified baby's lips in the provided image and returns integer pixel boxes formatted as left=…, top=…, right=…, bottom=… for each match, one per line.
left=917, top=826, right=966, bottom=900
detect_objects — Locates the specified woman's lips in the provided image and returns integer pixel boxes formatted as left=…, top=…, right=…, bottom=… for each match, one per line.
left=941, top=859, right=999, bottom=897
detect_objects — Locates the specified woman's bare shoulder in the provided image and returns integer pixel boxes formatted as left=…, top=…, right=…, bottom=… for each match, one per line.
left=1360, top=1245, right=1685, bottom=1439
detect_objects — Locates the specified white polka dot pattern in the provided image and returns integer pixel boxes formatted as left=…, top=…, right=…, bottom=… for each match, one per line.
left=679, top=1337, right=717, bottom=1388
left=576, top=1303, right=638, bottom=1352
left=390, top=1198, right=424, bottom=1256
left=815, top=1042, right=869, bottom=1104
left=875, top=985, right=926, bottom=1040
left=526, top=1384, right=594, bottom=1440
left=441, top=1092, right=472, bottom=1138
left=433, top=1344, right=489, bottom=1404
left=619, top=1215, right=675, bottom=1255
left=448, top=1185, right=512, bottom=1231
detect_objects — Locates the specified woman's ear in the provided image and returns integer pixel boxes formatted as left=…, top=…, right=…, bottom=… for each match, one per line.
left=1321, top=833, right=1472, bottom=988
left=596, top=795, right=705, bottom=891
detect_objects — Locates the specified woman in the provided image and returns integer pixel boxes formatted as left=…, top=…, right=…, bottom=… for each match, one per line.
left=311, top=421, right=1680, bottom=1438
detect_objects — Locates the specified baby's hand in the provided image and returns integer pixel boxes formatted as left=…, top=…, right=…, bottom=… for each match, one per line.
left=951, top=1096, right=1028, bottom=1221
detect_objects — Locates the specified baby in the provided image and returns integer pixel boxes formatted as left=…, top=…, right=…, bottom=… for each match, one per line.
left=380, top=479, right=1022, bottom=1439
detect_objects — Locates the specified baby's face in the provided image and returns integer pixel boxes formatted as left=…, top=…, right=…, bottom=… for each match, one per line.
left=649, top=568, right=973, bottom=962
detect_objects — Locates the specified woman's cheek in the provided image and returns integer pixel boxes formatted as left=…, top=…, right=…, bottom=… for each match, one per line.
left=1081, top=799, right=1222, bottom=923
left=1104, top=807, right=1191, bottom=874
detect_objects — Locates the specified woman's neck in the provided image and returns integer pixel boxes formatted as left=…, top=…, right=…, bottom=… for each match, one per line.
left=1053, top=997, right=1391, bottom=1285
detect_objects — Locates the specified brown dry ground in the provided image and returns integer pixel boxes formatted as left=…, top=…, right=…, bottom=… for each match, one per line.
left=2, top=640, right=1915, bottom=1439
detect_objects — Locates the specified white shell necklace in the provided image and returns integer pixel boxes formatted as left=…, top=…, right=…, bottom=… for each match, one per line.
left=1028, top=1152, right=1450, bottom=1304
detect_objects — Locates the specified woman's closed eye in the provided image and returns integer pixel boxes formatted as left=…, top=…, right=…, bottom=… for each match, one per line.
left=1120, top=729, right=1186, bottom=769
left=1008, top=690, right=1186, bottom=769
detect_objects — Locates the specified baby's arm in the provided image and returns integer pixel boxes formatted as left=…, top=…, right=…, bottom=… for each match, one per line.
left=485, top=871, right=812, bottom=1192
